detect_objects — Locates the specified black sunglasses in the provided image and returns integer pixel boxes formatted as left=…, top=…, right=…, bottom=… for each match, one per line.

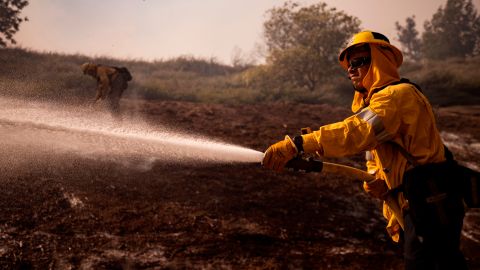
left=348, top=56, right=371, bottom=69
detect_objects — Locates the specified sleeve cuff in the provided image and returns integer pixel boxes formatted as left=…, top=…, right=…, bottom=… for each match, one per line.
left=301, top=132, right=323, bottom=155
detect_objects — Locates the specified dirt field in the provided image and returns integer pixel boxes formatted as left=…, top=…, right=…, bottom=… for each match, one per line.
left=0, top=98, right=479, bottom=269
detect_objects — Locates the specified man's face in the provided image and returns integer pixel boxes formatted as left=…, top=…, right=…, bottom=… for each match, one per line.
left=346, top=46, right=371, bottom=92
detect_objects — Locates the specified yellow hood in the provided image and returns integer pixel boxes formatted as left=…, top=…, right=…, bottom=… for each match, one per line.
left=351, top=44, right=401, bottom=113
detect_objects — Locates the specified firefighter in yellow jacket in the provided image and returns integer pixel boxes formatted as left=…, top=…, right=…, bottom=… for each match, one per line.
left=81, top=62, right=132, bottom=117
left=262, top=31, right=467, bottom=269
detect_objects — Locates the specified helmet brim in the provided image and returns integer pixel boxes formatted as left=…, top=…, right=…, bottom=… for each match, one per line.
left=339, top=41, right=403, bottom=70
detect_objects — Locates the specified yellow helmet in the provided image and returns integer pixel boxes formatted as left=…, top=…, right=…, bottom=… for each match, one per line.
left=338, top=31, right=403, bottom=70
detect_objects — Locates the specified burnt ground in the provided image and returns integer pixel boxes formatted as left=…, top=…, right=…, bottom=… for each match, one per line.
left=0, top=99, right=479, bottom=269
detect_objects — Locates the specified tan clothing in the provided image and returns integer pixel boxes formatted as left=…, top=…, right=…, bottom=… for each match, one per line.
left=81, top=63, right=132, bottom=114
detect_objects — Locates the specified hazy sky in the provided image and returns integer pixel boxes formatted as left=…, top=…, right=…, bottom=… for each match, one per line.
left=15, top=0, right=480, bottom=64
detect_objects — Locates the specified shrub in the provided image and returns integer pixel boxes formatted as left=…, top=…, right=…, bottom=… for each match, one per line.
left=0, top=47, right=478, bottom=107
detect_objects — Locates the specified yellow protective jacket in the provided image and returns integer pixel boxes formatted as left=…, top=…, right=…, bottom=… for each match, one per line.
left=81, top=63, right=131, bottom=101
left=301, top=44, right=445, bottom=241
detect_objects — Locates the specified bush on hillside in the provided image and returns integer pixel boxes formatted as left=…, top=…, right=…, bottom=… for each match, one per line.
left=0, top=48, right=479, bottom=107
left=401, top=56, right=480, bottom=105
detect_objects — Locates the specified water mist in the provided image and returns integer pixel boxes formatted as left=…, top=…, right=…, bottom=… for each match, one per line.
left=0, top=97, right=264, bottom=170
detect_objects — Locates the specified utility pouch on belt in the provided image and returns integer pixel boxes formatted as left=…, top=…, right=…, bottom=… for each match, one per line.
left=392, top=143, right=480, bottom=236
left=403, top=161, right=465, bottom=236
left=393, top=142, right=480, bottom=209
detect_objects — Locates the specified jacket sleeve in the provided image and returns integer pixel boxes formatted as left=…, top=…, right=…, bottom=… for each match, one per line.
left=301, top=89, right=401, bottom=158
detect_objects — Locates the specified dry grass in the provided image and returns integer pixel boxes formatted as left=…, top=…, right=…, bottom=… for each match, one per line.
left=1, top=48, right=479, bottom=106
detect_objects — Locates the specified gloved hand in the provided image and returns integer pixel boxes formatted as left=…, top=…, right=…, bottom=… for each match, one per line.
left=262, top=135, right=298, bottom=172
left=363, top=179, right=389, bottom=199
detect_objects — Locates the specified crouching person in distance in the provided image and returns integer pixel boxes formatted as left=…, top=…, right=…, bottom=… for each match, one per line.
left=81, top=62, right=132, bottom=118
left=262, top=31, right=468, bottom=270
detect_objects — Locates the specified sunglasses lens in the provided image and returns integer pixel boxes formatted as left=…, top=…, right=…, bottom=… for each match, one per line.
left=349, top=57, right=370, bottom=69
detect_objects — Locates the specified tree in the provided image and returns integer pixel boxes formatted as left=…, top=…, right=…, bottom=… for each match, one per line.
left=422, top=0, right=480, bottom=59
left=395, top=16, right=422, bottom=62
left=263, top=1, right=360, bottom=91
left=230, top=46, right=256, bottom=69
left=0, top=0, right=29, bottom=47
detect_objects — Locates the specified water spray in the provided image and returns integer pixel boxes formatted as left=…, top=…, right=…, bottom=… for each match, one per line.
left=0, top=97, right=264, bottom=166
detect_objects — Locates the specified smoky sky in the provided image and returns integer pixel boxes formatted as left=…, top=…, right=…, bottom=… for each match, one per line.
left=15, top=0, right=479, bottom=64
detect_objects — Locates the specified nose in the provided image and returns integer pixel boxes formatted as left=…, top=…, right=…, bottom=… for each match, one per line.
left=347, top=66, right=357, bottom=78
left=347, top=65, right=357, bottom=73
